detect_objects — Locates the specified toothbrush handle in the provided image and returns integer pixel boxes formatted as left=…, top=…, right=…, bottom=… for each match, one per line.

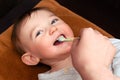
left=64, top=37, right=80, bottom=42
left=74, top=37, right=80, bottom=40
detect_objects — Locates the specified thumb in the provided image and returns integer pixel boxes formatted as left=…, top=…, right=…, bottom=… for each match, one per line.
left=71, top=38, right=80, bottom=56
left=72, top=38, right=80, bottom=49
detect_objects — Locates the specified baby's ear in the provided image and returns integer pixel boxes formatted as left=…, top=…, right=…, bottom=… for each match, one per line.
left=21, top=52, right=40, bottom=65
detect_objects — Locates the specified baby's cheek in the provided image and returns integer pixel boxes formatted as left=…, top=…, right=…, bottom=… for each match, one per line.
left=66, top=42, right=73, bottom=53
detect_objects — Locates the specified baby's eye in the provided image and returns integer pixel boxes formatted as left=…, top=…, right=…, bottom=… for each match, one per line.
left=51, top=18, right=58, bottom=25
left=35, top=30, right=43, bottom=37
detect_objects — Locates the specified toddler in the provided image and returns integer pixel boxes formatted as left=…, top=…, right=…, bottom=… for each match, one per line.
left=11, top=7, right=120, bottom=80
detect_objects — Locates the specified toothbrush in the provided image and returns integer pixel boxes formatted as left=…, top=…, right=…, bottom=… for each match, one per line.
left=58, top=37, right=80, bottom=42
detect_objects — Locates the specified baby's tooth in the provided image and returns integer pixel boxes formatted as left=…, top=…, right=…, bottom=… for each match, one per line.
left=57, top=36, right=65, bottom=41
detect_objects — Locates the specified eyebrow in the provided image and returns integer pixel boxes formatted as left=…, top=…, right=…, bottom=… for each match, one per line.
left=50, top=14, right=55, bottom=17
left=30, top=25, right=38, bottom=40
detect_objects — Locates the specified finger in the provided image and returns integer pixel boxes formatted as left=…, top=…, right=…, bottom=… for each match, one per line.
left=103, top=36, right=109, bottom=39
left=94, top=30, right=108, bottom=39
left=94, top=29, right=104, bottom=36
left=72, top=38, right=79, bottom=48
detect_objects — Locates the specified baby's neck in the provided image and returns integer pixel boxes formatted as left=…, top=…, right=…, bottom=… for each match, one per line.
left=49, top=56, right=73, bottom=73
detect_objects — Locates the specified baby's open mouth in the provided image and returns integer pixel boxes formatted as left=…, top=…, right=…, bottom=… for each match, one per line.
left=53, top=34, right=66, bottom=45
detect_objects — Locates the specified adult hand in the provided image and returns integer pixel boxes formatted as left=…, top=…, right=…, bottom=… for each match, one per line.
left=71, top=28, right=116, bottom=80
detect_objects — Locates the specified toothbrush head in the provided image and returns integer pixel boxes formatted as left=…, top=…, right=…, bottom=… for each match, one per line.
left=58, top=37, right=80, bottom=42
left=58, top=37, right=74, bottom=42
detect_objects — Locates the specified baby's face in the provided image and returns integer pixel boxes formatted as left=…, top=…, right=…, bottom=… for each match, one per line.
left=19, top=10, right=74, bottom=62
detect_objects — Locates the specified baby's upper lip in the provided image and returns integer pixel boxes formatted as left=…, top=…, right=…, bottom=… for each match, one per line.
left=56, top=34, right=66, bottom=40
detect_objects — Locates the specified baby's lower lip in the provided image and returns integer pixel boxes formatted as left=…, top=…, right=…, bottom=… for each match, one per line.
left=53, top=34, right=66, bottom=46
left=53, top=40, right=64, bottom=46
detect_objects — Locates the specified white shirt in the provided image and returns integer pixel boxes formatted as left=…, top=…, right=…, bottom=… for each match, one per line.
left=38, top=67, right=82, bottom=80
left=38, top=38, right=120, bottom=80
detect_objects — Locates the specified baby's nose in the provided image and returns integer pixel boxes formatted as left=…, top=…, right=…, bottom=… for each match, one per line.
left=49, top=26, right=57, bottom=35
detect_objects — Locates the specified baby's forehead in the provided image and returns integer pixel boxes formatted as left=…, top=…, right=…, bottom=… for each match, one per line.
left=25, top=10, right=56, bottom=25
left=21, top=9, right=52, bottom=24
left=20, top=9, right=55, bottom=31
left=32, top=9, right=54, bottom=17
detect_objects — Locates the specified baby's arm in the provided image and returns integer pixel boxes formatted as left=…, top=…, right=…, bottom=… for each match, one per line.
left=71, top=28, right=120, bottom=80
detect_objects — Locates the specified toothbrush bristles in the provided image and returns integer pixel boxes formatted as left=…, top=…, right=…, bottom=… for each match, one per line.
left=59, top=37, right=80, bottom=42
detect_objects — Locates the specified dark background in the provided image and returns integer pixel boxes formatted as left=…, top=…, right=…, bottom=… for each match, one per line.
left=0, top=0, right=120, bottom=38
